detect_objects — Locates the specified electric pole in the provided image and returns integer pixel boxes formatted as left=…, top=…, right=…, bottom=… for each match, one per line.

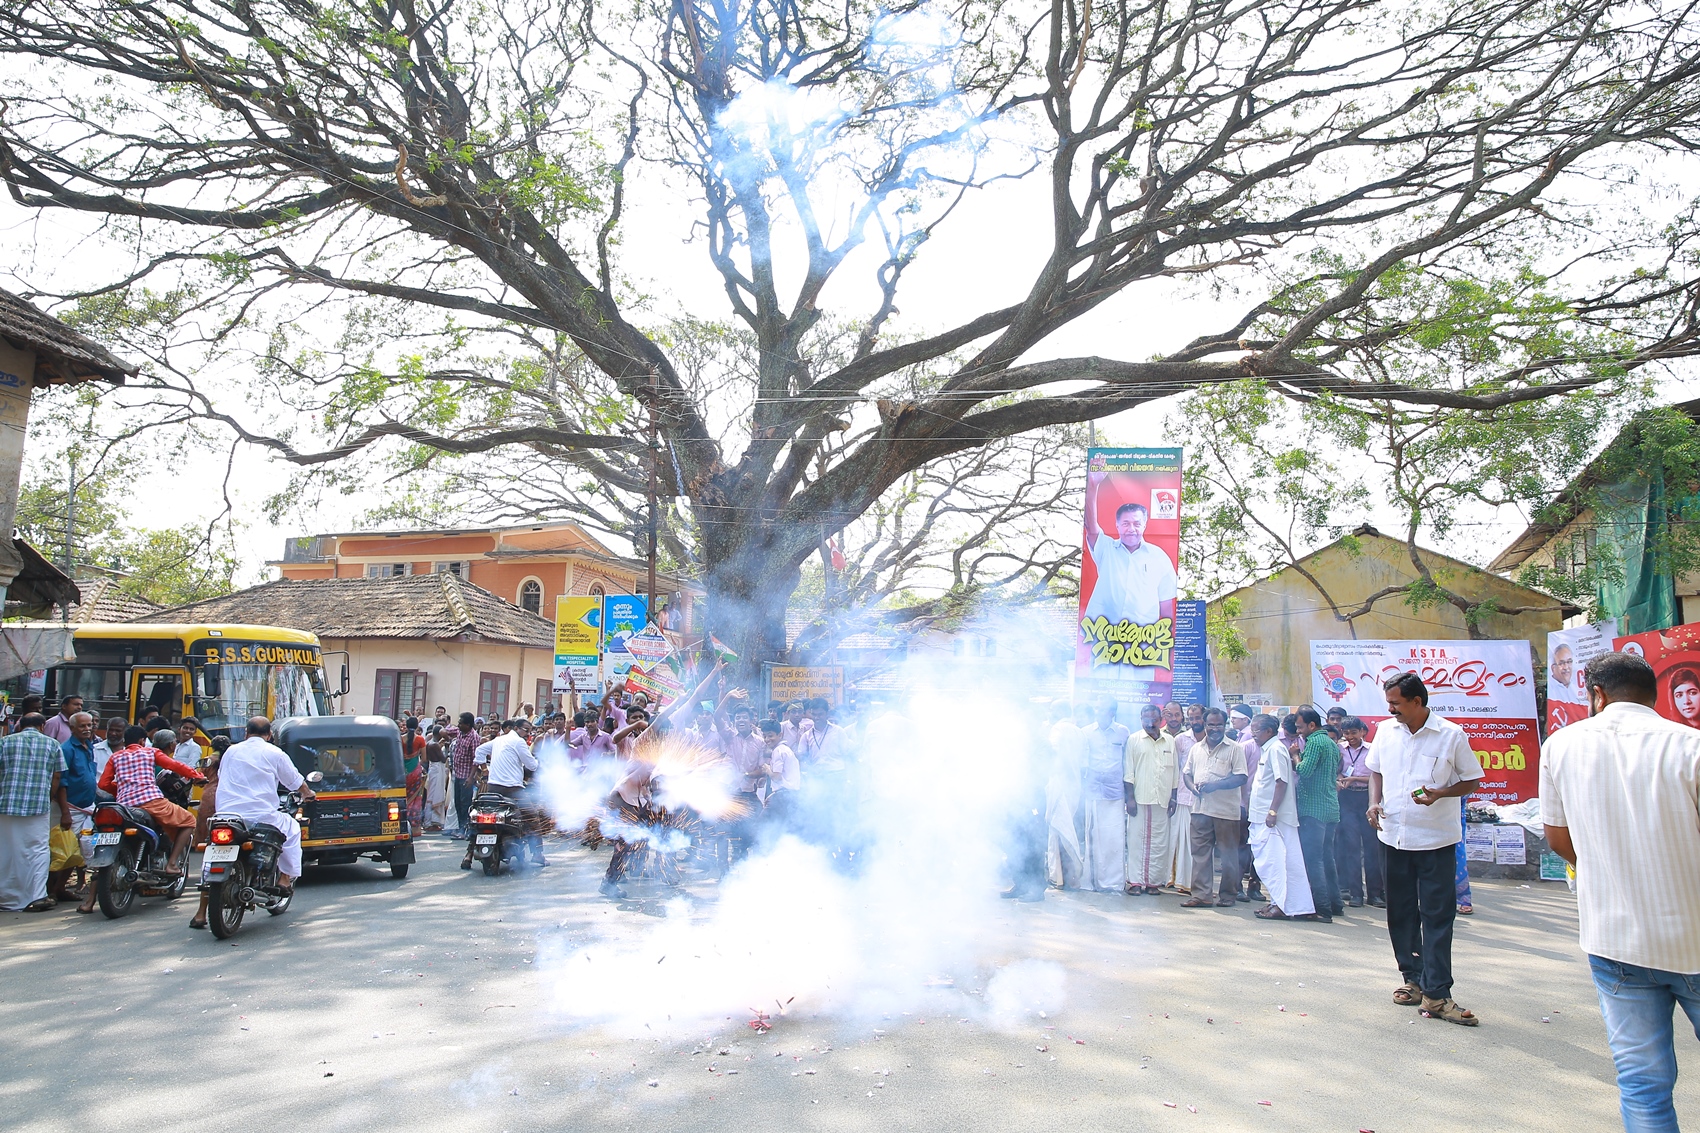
left=646, top=377, right=658, bottom=628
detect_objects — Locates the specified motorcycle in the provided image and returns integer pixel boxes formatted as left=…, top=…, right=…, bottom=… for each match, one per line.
left=201, top=771, right=322, bottom=939
left=87, top=768, right=199, bottom=919
left=467, top=792, right=543, bottom=876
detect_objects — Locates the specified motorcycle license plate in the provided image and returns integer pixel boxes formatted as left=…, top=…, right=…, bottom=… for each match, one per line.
left=475, top=834, right=497, bottom=845
left=205, top=845, right=241, bottom=863
left=93, top=832, right=121, bottom=846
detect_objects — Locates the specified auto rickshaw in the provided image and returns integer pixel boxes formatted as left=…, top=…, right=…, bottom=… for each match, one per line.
left=273, top=715, right=416, bottom=879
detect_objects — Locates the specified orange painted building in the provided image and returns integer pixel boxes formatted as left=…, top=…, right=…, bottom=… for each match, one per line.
left=271, top=521, right=701, bottom=633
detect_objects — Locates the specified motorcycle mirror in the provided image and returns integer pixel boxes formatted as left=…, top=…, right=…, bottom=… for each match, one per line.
left=306, top=771, right=325, bottom=784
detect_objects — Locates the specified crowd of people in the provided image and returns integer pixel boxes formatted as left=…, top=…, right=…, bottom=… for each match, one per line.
left=406, top=664, right=847, bottom=896
left=1043, top=680, right=1484, bottom=1025
left=0, top=693, right=219, bottom=915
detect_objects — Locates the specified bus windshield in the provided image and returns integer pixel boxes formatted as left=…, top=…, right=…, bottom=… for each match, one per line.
left=192, top=662, right=327, bottom=732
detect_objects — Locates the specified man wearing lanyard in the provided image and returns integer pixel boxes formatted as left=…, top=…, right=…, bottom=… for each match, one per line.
left=1335, top=716, right=1383, bottom=908
left=1368, top=672, right=1483, bottom=1026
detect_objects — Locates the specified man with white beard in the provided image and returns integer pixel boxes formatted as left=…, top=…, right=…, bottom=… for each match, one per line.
left=1044, top=701, right=1090, bottom=889
left=1123, top=703, right=1177, bottom=895
left=1246, top=713, right=1317, bottom=921
left=1081, top=699, right=1131, bottom=893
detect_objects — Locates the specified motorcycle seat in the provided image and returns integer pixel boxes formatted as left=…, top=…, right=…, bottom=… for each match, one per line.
left=96, top=803, right=162, bottom=832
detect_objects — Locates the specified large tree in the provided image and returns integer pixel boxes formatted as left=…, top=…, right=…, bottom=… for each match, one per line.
left=2, top=0, right=1699, bottom=668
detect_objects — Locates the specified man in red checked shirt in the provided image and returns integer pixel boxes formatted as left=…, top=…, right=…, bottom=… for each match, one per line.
left=96, top=725, right=203, bottom=876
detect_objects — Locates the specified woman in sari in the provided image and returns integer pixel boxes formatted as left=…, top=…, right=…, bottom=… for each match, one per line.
left=401, top=717, right=427, bottom=830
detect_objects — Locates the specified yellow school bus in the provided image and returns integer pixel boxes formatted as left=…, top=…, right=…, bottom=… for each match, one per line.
left=18, top=622, right=341, bottom=735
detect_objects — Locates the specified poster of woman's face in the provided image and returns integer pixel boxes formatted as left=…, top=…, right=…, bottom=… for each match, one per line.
left=1672, top=668, right=1700, bottom=729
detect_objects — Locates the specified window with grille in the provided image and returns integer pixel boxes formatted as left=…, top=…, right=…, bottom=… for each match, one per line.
left=365, top=562, right=409, bottom=578
left=519, top=579, right=543, bottom=614
left=433, top=560, right=471, bottom=577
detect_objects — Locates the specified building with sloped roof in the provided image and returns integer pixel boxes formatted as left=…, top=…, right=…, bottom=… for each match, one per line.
left=147, top=573, right=559, bottom=720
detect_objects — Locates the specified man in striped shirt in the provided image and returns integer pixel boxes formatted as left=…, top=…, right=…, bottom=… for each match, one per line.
left=1544, top=651, right=1700, bottom=1131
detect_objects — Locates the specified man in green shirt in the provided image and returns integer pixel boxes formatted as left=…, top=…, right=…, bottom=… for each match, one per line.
left=1295, top=707, right=1344, bottom=921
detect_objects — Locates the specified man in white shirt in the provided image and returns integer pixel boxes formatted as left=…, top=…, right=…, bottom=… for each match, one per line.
left=1246, top=714, right=1315, bottom=920
left=1081, top=699, right=1132, bottom=892
left=1082, top=472, right=1178, bottom=632
left=1367, top=672, right=1483, bottom=1026
left=759, top=718, right=799, bottom=827
left=215, top=717, right=315, bottom=891
left=1045, top=701, right=1089, bottom=889
left=1542, top=651, right=1700, bottom=1132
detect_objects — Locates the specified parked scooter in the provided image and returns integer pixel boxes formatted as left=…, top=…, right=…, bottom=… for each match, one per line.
left=200, top=771, right=322, bottom=938
left=87, top=769, right=197, bottom=918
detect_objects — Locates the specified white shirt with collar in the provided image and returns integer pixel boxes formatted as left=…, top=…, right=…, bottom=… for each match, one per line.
left=1542, top=701, right=1700, bottom=972
left=487, top=731, right=538, bottom=789
left=1366, top=711, right=1482, bottom=851
left=1249, top=736, right=1298, bottom=827
left=216, top=736, right=305, bottom=824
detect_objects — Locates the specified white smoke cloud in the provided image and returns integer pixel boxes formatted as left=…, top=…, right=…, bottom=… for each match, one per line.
left=536, top=613, right=1074, bottom=1038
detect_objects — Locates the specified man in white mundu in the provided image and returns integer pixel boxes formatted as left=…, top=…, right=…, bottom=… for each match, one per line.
left=1246, top=713, right=1315, bottom=920
left=1081, top=699, right=1131, bottom=892
left=1045, top=701, right=1090, bottom=888
left=215, top=717, right=313, bottom=889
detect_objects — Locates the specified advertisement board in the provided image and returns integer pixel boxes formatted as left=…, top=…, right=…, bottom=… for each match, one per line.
left=1614, top=624, right=1700, bottom=732
left=601, top=595, right=649, bottom=685
left=1310, top=639, right=1540, bottom=804
left=1075, top=447, right=1183, bottom=708
left=1546, top=621, right=1617, bottom=734
left=767, top=665, right=846, bottom=708
left=552, top=596, right=601, bottom=693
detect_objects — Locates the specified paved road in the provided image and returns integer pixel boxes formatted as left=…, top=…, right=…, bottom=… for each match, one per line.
left=2, top=835, right=1687, bottom=1132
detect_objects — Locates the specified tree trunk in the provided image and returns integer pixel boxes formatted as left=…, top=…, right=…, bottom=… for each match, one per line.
left=702, top=550, right=801, bottom=687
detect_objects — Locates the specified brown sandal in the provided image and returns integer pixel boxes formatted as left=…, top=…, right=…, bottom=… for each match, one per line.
left=1179, top=897, right=1215, bottom=908
left=1421, top=996, right=1479, bottom=1026
left=1254, top=906, right=1289, bottom=920
left=1393, top=981, right=1424, bottom=1006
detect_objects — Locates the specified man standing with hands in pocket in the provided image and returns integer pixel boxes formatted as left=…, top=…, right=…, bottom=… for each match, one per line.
left=1367, top=671, right=1483, bottom=1026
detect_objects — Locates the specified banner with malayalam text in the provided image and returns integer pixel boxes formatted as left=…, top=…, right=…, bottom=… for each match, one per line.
left=1075, top=447, right=1183, bottom=708
left=1310, top=639, right=1540, bottom=804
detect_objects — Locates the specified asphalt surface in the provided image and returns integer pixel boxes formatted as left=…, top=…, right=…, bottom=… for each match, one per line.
left=2, top=834, right=1687, bottom=1132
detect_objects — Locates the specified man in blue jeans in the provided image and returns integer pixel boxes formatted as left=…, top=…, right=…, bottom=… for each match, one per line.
left=1543, top=650, right=1700, bottom=1132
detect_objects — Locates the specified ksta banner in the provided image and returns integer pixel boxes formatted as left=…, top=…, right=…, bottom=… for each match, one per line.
left=1310, top=639, right=1539, bottom=804
left=1075, top=447, right=1182, bottom=706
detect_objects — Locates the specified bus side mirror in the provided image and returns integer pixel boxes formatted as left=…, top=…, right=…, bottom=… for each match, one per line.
left=339, top=663, right=350, bottom=695
left=203, top=664, right=221, bottom=697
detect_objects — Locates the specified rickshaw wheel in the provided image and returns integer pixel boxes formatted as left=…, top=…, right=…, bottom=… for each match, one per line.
left=389, top=861, right=409, bottom=879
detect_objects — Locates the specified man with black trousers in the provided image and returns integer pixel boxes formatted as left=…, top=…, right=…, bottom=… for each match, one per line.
left=1368, top=672, right=1484, bottom=1026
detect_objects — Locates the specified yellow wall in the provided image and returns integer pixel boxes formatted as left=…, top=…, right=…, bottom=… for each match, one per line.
left=1210, top=534, right=1564, bottom=704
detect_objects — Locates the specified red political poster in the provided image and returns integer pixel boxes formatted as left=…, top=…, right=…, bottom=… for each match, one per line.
left=1615, top=626, right=1700, bottom=732
left=1075, top=447, right=1183, bottom=708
